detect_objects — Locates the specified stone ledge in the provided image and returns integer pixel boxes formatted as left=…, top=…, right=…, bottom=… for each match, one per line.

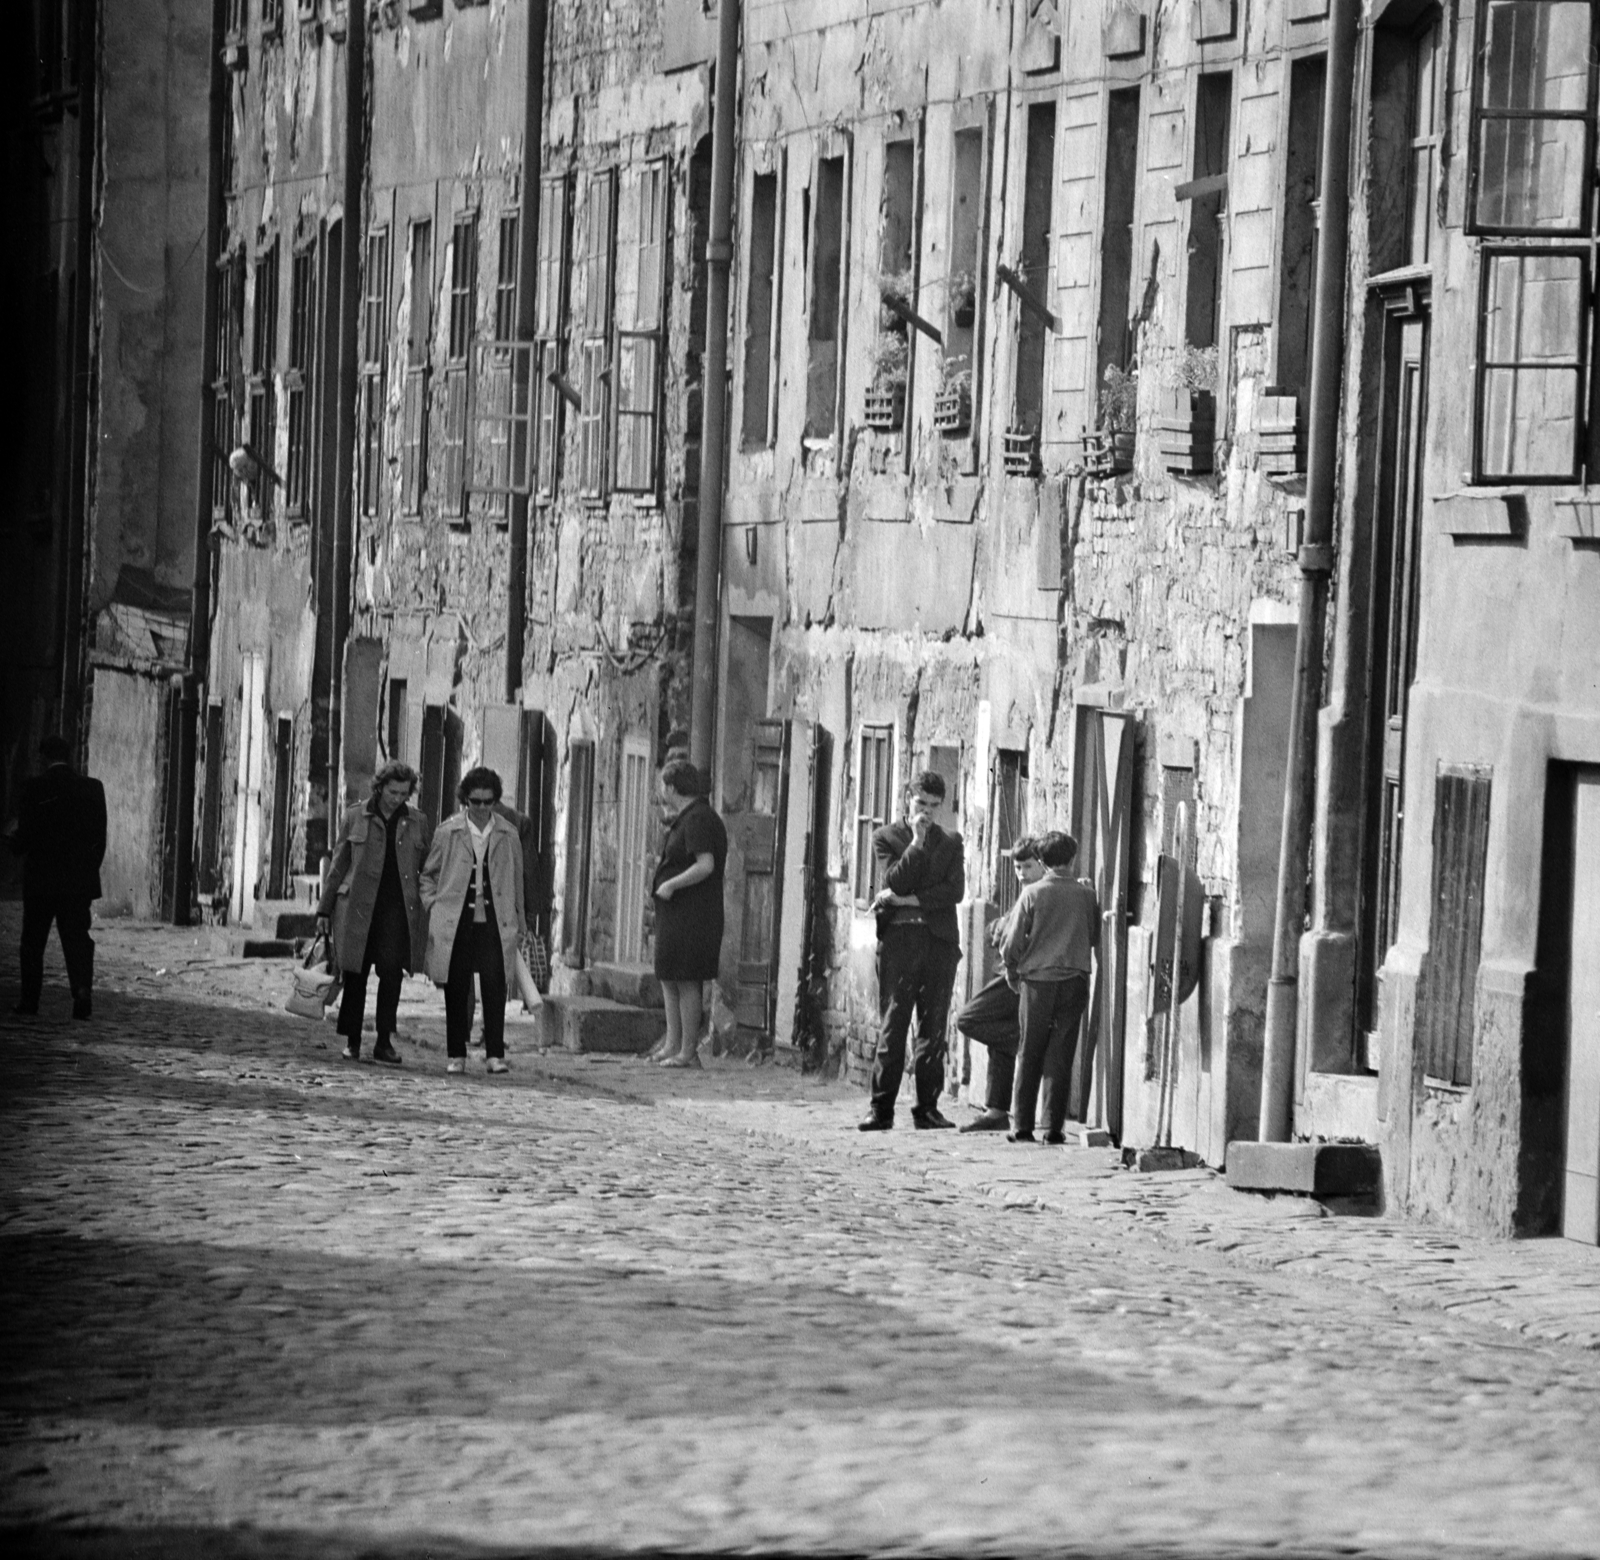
left=539, top=995, right=662, bottom=1054
left=1225, top=1141, right=1381, bottom=1197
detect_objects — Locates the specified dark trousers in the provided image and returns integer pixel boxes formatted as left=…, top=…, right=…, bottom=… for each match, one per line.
left=870, top=926, right=961, bottom=1119
left=337, top=899, right=409, bottom=1051
left=444, top=903, right=506, bottom=1059
left=19, top=895, right=94, bottom=1009
left=1012, top=974, right=1090, bottom=1136
left=956, top=975, right=1020, bottom=1112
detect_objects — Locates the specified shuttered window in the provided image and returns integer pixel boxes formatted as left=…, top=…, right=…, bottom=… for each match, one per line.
left=1418, top=765, right=1493, bottom=1086
left=578, top=171, right=616, bottom=501
left=534, top=175, right=570, bottom=503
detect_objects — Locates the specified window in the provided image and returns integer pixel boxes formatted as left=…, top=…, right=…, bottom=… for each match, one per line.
left=470, top=214, right=530, bottom=517
left=284, top=244, right=316, bottom=517
left=1469, top=0, right=1594, bottom=236
left=1276, top=55, right=1326, bottom=409
left=1096, top=88, right=1142, bottom=418
left=261, top=0, right=283, bottom=38
left=493, top=212, right=520, bottom=339
left=534, top=174, right=570, bottom=502
left=941, top=124, right=987, bottom=435
left=401, top=219, right=432, bottom=515
left=991, top=747, right=1028, bottom=917
left=562, top=738, right=596, bottom=966
left=1012, top=102, right=1057, bottom=435
left=248, top=239, right=280, bottom=517
left=1184, top=72, right=1233, bottom=352
left=866, top=137, right=917, bottom=439
left=853, top=724, right=895, bottom=904
left=1407, top=18, right=1443, bottom=266
left=385, top=678, right=408, bottom=763
left=578, top=170, right=616, bottom=500
left=435, top=212, right=478, bottom=519
left=1468, top=0, right=1600, bottom=482
left=616, top=158, right=668, bottom=495
left=359, top=227, right=390, bottom=517
left=805, top=154, right=847, bottom=439
left=211, top=251, right=244, bottom=523
left=742, top=169, right=781, bottom=448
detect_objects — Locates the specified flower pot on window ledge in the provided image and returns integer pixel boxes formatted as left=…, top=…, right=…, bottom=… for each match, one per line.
left=1083, top=428, right=1135, bottom=477
left=863, top=382, right=906, bottom=432
left=933, top=382, right=972, bottom=436
left=1157, top=388, right=1216, bottom=476
left=1003, top=426, right=1042, bottom=478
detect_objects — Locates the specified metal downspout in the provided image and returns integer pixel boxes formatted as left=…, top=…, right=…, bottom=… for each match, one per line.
left=1259, top=0, right=1360, bottom=1141
left=327, top=6, right=364, bottom=826
left=689, top=0, right=741, bottom=773
left=173, top=0, right=232, bottom=926
left=507, top=1, right=549, bottom=705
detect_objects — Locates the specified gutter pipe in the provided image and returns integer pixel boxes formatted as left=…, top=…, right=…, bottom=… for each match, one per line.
left=172, top=0, right=230, bottom=926
left=1259, top=0, right=1360, bottom=1140
left=689, top=0, right=741, bottom=773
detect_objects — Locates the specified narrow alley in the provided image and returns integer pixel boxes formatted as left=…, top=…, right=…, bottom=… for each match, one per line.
left=3, top=915, right=1598, bottom=1560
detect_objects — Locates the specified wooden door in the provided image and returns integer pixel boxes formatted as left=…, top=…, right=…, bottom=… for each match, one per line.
left=615, top=738, right=651, bottom=965
left=1071, top=704, right=1135, bottom=1140
left=1563, top=772, right=1600, bottom=1243
left=733, top=720, right=791, bottom=1044
left=230, top=652, right=266, bottom=926
left=771, top=719, right=817, bottom=1052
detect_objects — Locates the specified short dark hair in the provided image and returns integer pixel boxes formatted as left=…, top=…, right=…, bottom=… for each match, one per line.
left=39, top=734, right=70, bottom=765
left=663, top=727, right=691, bottom=758
left=1010, top=834, right=1042, bottom=863
left=457, top=766, right=503, bottom=804
left=909, top=769, right=946, bottom=801
left=660, top=758, right=708, bottom=799
left=1037, top=830, right=1078, bottom=869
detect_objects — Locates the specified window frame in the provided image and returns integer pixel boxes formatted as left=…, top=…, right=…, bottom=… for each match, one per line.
left=853, top=723, right=896, bottom=907
left=1466, top=0, right=1599, bottom=240
left=284, top=242, right=316, bottom=519
left=247, top=238, right=280, bottom=521
left=578, top=168, right=617, bottom=503
left=614, top=158, right=669, bottom=497
left=436, top=209, right=479, bottom=521
left=534, top=173, right=571, bottom=505
left=358, top=225, right=391, bottom=519
left=400, top=217, right=433, bottom=517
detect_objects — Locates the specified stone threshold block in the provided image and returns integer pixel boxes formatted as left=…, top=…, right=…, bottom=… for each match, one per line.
left=539, top=994, right=663, bottom=1054
left=1225, top=1140, right=1381, bottom=1198
left=1121, top=1146, right=1204, bottom=1172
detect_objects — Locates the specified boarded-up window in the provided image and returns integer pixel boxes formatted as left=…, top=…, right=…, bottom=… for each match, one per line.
left=562, top=738, right=596, bottom=966
left=1418, top=765, right=1493, bottom=1086
left=853, top=724, right=894, bottom=904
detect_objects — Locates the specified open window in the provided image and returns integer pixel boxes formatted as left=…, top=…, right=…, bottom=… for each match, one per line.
left=436, top=211, right=478, bottom=520
left=805, top=152, right=849, bottom=441
left=470, top=212, right=530, bottom=520
left=578, top=170, right=616, bottom=502
left=358, top=227, right=390, bottom=518
left=865, top=135, right=918, bottom=437
left=615, top=158, right=669, bottom=496
left=247, top=239, right=280, bottom=520
left=936, top=118, right=990, bottom=440
left=400, top=219, right=433, bottom=516
left=211, top=251, right=244, bottom=525
left=743, top=166, right=783, bottom=448
left=534, top=174, right=570, bottom=504
left=1095, top=87, right=1142, bottom=461
left=284, top=242, right=316, bottom=518
left=1007, top=101, right=1057, bottom=471
left=1183, top=72, right=1233, bottom=354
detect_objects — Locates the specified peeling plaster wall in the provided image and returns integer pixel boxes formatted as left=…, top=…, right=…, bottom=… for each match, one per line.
left=725, top=0, right=1303, bottom=1129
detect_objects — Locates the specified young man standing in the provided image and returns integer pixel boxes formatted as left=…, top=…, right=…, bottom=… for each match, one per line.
left=860, top=770, right=965, bottom=1131
left=1001, top=830, right=1100, bottom=1143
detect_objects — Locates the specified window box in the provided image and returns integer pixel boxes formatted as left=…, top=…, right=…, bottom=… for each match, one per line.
left=222, top=33, right=248, bottom=71
left=1083, top=428, right=1135, bottom=477
left=863, top=383, right=905, bottom=432
left=1002, top=426, right=1042, bottom=478
left=1157, top=388, right=1216, bottom=476
left=933, top=381, right=971, bottom=436
left=1254, top=391, right=1302, bottom=477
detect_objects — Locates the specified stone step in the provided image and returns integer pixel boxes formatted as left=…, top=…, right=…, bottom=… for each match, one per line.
left=539, top=994, right=663, bottom=1054
left=1224, top=1140, right=1381, bottom=1198
left=569, top=962, right=664, bottom=1009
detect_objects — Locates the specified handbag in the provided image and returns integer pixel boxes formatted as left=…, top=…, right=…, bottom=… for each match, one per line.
left=525, top=931, right=551, bottom=994
left=285, top=933, right=342, bottom=1021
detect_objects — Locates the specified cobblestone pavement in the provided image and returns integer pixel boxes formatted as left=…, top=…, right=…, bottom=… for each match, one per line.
left=2, top=909, right=1599, bottom=1560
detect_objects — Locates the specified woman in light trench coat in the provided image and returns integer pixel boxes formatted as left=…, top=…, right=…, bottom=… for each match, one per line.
left=420, top=765, right=526, bottom=1075
left=317, top=761, right=432, bottom=1065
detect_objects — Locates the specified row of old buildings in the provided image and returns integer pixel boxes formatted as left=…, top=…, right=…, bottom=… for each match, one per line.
left=7, top=0, right=1598, bottom=1245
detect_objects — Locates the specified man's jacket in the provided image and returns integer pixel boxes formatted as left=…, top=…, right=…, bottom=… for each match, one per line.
left=871, top=819, right=965, bottom=944
left=12, top=764, right=108, bottom=901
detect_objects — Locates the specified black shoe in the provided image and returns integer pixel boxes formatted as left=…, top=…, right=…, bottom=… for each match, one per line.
left=958, top=1110, right=1011, bottom=1134
left=857, top=1114, right=893, bottom=1132
left=1044, top=1132, right=1066, bottom=1146
left=912, top=1107, right=955, bottom=1130
left=1007, top=1130, right=1036, bottom=1144
left=71, top=992, right=92, bottom=1021
left=340, top=1047, right=360, bottom=1062
left=372, top=1042, right=404, bottom=1067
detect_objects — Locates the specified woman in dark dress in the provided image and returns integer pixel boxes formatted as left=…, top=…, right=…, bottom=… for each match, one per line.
left=651, top=759, right=727, bottom=1069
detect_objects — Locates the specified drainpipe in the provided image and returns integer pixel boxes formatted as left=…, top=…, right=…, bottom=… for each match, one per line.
left=689, top=0, right=741, bottom=773
left=327, top=4, right=364, bottom=827
left=1259, top=0, right=1359, bottom=1141
left=507, top=1, right=549, bottom=705
left=172, top=0, right=232, bottom=926
left=60, top=0, right=100, bottom=754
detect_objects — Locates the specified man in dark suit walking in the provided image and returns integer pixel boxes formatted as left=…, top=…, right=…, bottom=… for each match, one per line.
left=11, top=734, right=107, bottom=1019
left=860, top=769, right=965, bottom=1132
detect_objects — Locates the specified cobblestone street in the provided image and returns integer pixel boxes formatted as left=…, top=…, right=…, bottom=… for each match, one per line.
left=3, top=910, right=1599, bottom=1560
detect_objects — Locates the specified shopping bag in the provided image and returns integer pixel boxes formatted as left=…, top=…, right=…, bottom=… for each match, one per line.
left=526, top=932, right=551, bottom=994
left=286, top=933, right=341, bottom=1021
left=513, top=945, right=542, bottom=1012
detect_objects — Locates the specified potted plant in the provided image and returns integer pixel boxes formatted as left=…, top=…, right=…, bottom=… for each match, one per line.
left=1089, top=362, right=1138, bottom=474
left=933, top=360, right=972, bottom=436
left=948, top=269, right=977, bottom=331
left=1158, top=345, right=1218, bottom=475
left=864, top=334, right=909, bottom=431
left=878, top=269, right=915, bottom=335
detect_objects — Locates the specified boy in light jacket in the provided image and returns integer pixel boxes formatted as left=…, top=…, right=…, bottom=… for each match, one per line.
left=1000, top=830, right=1100, bottom=1143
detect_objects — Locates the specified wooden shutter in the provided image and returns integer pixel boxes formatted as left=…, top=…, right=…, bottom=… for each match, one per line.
left=1418, top=765, right=1492, bottom=1086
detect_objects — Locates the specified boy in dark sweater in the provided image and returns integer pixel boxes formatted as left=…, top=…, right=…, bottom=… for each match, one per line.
left=1000, top=830, right=1100, bottom=1143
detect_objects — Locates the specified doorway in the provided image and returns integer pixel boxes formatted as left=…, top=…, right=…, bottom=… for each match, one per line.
left=1357, top=295, right=1429, bottom=1050
left=615, top=737, right=652, bottom=965
left=1527, top=763, right=1600, bottom=1243
left=230, top=652, right=266, bottom=926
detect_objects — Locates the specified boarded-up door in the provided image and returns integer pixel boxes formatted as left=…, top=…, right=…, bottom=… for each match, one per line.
left=230, top=652, right=266, bottom=926
left=1071, top=704, right=1135, bottom=1140
left=615, top=737, right=652, bottom=964
left=1563, top=771, right=1600, bottom=1244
